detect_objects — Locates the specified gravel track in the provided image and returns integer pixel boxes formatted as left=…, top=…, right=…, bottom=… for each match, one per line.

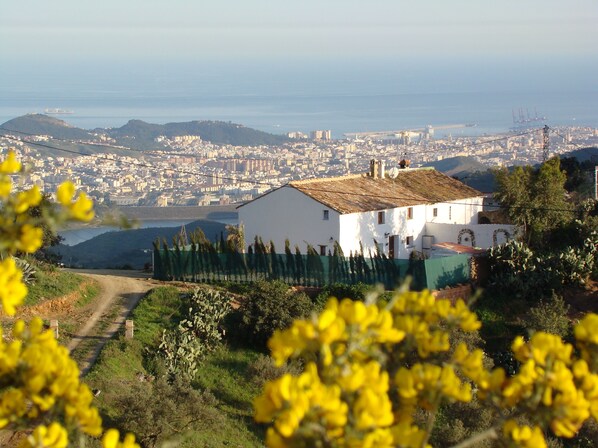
left=66, top=270, right=155, bottom=375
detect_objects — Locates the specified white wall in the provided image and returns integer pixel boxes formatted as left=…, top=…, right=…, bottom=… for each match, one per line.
left=239, top=189, right=488, bottom=260
left=339, top=204, right=428, bottom=259
left=424, top=222, right=518, bottom=250
left=425, top=198, right=484, bottom=225
left=238, top=187, right=340, bottom=254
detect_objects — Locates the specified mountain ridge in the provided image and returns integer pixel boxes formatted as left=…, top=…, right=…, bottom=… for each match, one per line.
left=1, top=114, right=290, bottom=151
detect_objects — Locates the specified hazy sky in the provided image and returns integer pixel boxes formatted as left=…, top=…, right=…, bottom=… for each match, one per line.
left=2, top=0, right=597, bottom=61
left=1, top=0, right=597, bottom=98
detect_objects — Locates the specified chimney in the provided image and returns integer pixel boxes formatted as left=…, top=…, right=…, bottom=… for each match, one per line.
left=377, top=160, right=386, bottom=178
left=369, top=159, right=379, bottom=178
left=369, top=159, right=386, bottom=179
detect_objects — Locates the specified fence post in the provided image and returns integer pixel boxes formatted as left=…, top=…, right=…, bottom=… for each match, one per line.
left=125, top=320, right=134, bottom=339
left=50, top=319, right=59, bottom=338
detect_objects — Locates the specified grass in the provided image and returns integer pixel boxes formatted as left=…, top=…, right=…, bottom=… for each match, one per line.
left=25, top=263, right=84, bottom=306
left=75, top=281, right=101, bottom=308
left=85, top=286, right=264, bottom=448
left=129, top=285, right=182, bottom=346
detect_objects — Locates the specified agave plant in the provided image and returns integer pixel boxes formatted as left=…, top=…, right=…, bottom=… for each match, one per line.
left=13, top=257, right=37, bottom=285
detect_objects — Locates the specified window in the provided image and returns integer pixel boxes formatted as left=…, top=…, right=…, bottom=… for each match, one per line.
left=406, top=236, right=414, bottom=247
left=432, top=208, right=438, bottom=218
left=378, top=211, right=385, bottom=224
left=319, top=245, right=327, bottom=256
left=323, top=210, right=329, bottom=220
left=407, top=207, right=413, bottom=219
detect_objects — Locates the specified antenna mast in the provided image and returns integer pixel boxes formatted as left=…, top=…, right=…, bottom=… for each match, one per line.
left=542, top=125, right=550, bottom=162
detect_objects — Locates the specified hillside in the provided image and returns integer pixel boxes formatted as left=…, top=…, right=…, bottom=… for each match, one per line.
left=422, top=156, right=487, bottom=177
left=106, top=119, right=290, bottom=149
left=1, top=114, right=290, bottom=152
left=564, top=146, right=598, bottom=163
left=421, top=155, right=496, bottom=192
left=51, top=219, right=227, bottom=269
left=1, top=114, right=93, bottom=140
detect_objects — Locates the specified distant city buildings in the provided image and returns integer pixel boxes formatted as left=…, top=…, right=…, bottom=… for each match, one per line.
left=1, top=125, right=597, bottom=208
left=310, top=130, right=332, bottom=140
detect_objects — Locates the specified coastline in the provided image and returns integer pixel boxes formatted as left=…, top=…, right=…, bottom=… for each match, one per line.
left=58, top=205, right=239, bottom=246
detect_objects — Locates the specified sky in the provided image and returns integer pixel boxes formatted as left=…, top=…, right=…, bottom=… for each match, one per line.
left=2, top=0, right=597, bottom=60
left=1, top=0, right=597, bottom=96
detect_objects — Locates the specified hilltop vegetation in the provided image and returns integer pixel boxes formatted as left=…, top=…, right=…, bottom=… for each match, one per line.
left=1, top=114, right=290, bottom=154
left=107, top=119, right=290, bottom=149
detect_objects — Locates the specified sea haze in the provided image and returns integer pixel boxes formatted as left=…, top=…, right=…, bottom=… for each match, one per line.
left=1, top=57, right=597, bottom=138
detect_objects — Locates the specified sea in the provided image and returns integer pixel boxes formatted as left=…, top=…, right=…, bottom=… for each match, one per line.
left=1, top=90, right=597, bottom=140
left=1, top=59, right=597, bottom=139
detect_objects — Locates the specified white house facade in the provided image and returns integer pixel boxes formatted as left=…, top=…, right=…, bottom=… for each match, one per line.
left=238, top=166, right=515, bottom=259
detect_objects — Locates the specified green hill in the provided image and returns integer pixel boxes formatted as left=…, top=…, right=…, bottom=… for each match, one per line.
left=2, top=114, right=290, bottom=152
left=422, top=156, right=487, bottom=177
left=51, top=219, right=227, bottom=269
left=1, top=114, right=93, bottom=140
left=107, top=119, right=290, bottom=149
left=563, top=146, right=598, bottom=163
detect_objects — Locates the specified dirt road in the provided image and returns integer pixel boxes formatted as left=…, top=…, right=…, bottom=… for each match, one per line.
left=66, top=270, right=155, bottom=375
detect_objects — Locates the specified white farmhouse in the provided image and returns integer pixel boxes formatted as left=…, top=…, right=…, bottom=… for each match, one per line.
left=238, top=163, right=514, bottom=259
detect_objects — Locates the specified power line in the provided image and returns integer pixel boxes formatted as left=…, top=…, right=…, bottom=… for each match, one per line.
left=0, top=133, right=276, bottom=187
left=1, top=128, right=583, bottom=214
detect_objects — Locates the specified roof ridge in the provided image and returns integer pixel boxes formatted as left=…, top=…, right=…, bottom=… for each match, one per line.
left=289, top=173, right=365, bottom=186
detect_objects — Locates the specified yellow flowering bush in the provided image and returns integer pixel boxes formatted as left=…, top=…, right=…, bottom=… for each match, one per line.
left=255, top=286, right=598, bottom=447
left=0, top=150, right=137, bottom=447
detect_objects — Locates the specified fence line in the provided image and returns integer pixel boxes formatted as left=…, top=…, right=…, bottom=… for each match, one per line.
left=152, top=246, right=470, bottom=291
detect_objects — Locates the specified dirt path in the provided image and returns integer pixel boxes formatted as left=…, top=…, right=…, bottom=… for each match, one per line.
left=66, top=270, right=155, bottom=375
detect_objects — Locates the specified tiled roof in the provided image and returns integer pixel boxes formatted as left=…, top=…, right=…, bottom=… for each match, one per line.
left=289, top=169, right=483, bottom=214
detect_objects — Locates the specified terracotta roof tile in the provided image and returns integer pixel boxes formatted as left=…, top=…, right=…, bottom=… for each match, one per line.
left=289, top=169, right=482, bottom=214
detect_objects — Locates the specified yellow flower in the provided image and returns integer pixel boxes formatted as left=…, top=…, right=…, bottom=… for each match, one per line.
left=0, top=178, right=12, bottom=197
left=0, top=258, right=28, bottom=315
left=55, top=181, right=94, bottom=222
left=102, top=429, right=140, bottom=448
left=15, top=186, right=42, bottom=214
left=19, top=422, right=68, bottom=448
left=390, top=421, right=429, bottom=448
left=70, top=191, right=94, bottom=221
left=56, top=181, right=75, bottom=207
left=575, top=314, right=598, bottom=345
left=18, top=224, right=44, bottom=254
left=503, top=420, right=547, bottom=448
left=0, top=151, right=21, bottom=174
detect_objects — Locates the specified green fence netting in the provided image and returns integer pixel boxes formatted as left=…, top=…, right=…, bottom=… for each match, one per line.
left=153, top=247, right=470, bottom=291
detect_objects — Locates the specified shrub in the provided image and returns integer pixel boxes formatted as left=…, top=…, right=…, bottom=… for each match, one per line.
left=315, top=282, right=371, bottom=304
left=254, top=287, right=598, bottom=448
left=236, top=280, right=314, bottom=348
left=526, top=293, right=571, bottom=338
left=159, top=288, right=232, bottom=380
left=487, top=240, right=547, bottom=301
left=549, top=235, right=597, bottom=287
left=112, top=376, right=222, bottom=448
left=247, top=354, right=302, bottom=388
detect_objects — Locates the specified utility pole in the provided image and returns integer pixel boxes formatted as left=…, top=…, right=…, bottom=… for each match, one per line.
left=595, top=165, right=598, bottom=200
left=542, top=125, right=550, bottom=162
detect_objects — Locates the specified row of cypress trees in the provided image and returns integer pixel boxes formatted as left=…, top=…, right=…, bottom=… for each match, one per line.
left=152, top=228, right=418, bottom=289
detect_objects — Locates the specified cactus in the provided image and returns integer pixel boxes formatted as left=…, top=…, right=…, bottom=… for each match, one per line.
left=13, top=257, right=36, bottom=285
left=159, top=288, right=232, bottom=381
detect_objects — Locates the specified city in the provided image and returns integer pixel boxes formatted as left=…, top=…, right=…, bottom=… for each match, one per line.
left=2, top=120, right=596, bottom=208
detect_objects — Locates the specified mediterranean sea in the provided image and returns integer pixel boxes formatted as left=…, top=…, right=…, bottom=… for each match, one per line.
left=2, top=57, right=597, bottom=138
left=2, top=90, right=596, bottom=140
